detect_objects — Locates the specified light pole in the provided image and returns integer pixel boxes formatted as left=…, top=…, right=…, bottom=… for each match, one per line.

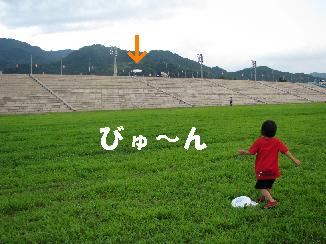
left=88, top=57, right=91, bottom=75
left=30, top=55, right=33, bottom=75
left=251, top=60, right=257, bottom=81
left=60, top=59, right=63, bottom=75
left=197, top=54, right=204, bottom=79
left=110, top=47, right=118, bottom=76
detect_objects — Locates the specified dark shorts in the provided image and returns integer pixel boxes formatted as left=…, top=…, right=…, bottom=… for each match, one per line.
left=255, top=179, right=275, bottom=189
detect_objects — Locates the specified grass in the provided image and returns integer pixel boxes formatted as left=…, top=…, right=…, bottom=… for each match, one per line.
left=0, top=103, right=325, bottom=243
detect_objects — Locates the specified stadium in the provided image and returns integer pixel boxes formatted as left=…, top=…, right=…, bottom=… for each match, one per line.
left=1, top=74, right=325, bottom=114
left=1, top=0, right=326, bottom=243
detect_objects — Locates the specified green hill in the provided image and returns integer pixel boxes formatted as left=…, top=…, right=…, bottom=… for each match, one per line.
left=310, top=72, right=326, bottom=79
left=227, top=66, right=316, bottom=83
left=0, top=38, right=72, bottom=71
left=4, top=44, right=226, bottom=77
left=1, top=38, right=319, bottom=82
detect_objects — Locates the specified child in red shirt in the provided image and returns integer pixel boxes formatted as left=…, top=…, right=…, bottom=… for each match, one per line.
left=238, top=120, right=301, bottom=208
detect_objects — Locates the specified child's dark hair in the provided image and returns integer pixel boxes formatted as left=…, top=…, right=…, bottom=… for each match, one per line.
left=261, top=120, right=277, bottom=137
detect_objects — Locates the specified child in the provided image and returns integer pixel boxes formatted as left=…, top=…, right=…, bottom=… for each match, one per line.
left=238, top=120, right=301, bottom=208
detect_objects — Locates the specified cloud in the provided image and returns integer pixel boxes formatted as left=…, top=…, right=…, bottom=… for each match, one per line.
left=0, top=0, right=325, bottom=73
left=258, top=48, right=326, bottom=73
left=0, top=0, right=188, bottom=32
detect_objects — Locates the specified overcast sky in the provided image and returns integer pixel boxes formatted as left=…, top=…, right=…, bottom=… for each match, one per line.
left=0, top=0, right=325, bottom=73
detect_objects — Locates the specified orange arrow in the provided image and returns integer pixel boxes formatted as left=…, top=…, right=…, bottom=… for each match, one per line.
left=127, top=35, right=147, bottom=64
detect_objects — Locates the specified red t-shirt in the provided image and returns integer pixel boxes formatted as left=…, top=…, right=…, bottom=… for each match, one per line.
left=249, top=137, right=288, bottom=180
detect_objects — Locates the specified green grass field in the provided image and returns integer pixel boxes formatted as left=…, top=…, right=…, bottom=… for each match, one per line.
left=1, top=103, right=325, bottom=243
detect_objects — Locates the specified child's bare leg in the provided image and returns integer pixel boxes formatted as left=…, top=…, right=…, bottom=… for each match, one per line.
left=258, top=189, right=271, bottom=196
left=259, top=188, right=271, bottom=197
left=260, top=189, right=275, bottom=202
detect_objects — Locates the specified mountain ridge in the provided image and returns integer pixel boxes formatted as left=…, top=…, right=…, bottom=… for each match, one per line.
left=0, top=38, right=322, bottom=82
left=0, top=38, right=73, bottom=70
left=310, top=72, right=326, bottom=79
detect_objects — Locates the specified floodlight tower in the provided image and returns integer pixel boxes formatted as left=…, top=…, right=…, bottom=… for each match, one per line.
left=88, top=57, right=91, bottom=74
left=30, top=55, right=33, bottom=75
left=251, top=60, right=257, bottom=81
left=60, top=59, right=63, bottom=76
left=110, top=47, right=118, bottom=76
left=197, top=54, right=204, bottom=79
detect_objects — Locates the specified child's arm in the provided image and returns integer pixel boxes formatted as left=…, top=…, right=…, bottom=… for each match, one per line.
left=238, top=149, right=252, bottom=155
left=284, top=151, right=301, bottom=166
left=239, top=139, right=258, bottom=156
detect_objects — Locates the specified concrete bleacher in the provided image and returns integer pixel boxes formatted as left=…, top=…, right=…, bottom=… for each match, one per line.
left=143, top=78, right=257, bottom=106
left=218, top=79, right=309, bottom=104
left=0, top=75, right=69, bottom=114
left=0, top=74, right=325, bottom=114
left=34, top=75, right=188, bottom=110
left=143, top=78, right=326, bottom=105
left=259, top=81, right=326, bottom=102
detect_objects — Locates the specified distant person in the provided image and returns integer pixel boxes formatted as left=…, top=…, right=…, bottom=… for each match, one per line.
left=238, top=120, right=301, bottom=209
left=229, top=97, right=233, bottom=106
